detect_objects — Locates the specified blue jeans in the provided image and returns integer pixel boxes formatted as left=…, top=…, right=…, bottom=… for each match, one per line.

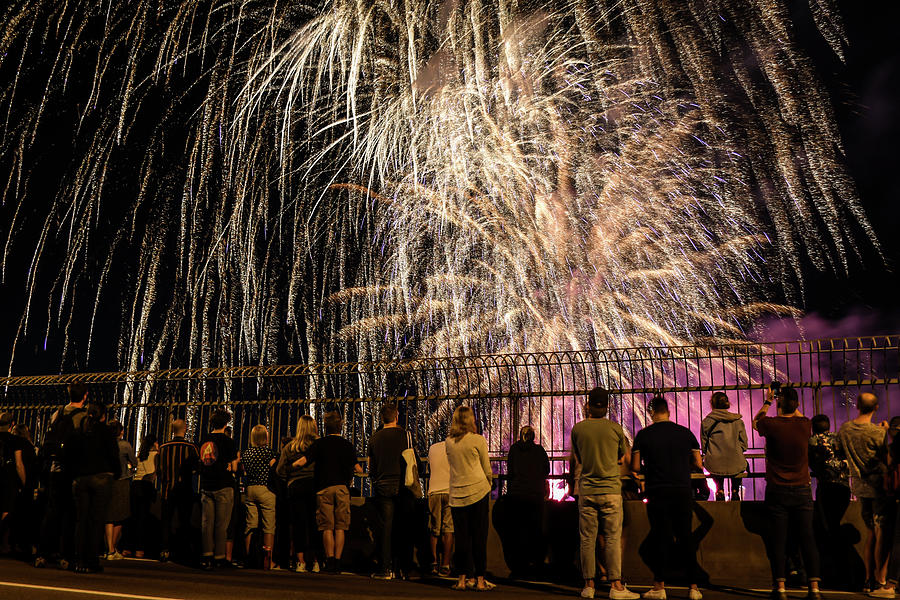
left=201, top=487, right=234, bottom=559
left=765, top=484, right=820, bottom=583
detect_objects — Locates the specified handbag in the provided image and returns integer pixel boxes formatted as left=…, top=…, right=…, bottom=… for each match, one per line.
left=402, top=431, right=423, bottom=498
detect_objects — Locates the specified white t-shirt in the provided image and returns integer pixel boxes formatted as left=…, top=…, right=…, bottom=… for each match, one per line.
left=427, top=441, right=450, bottom=495
left=135, top=449, right=158, bottom=480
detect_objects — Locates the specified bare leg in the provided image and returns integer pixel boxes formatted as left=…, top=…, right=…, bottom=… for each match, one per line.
left=335, top=530, right=345, bottom=560
left=323, top=530, right=335, bottom=558
left=430, top=534, right=438, bottom=564
left=105, top=523, right=115, bottom=553
left=441, top=532, right=452, bottom=567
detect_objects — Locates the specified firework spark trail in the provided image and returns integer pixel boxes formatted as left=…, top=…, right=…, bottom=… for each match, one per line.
left=0, top=0, right=879, bottom=446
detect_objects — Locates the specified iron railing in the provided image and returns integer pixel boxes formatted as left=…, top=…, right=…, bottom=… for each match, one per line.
left=1, top=335, right=897, bottom=500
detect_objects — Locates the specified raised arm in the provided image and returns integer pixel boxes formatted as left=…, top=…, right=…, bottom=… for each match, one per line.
left=752, top=388, right=774, bottom=431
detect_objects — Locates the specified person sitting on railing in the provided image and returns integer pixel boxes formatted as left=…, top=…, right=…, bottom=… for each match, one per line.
left=631, top=395, right=704, bottom=600
left=838, top=392, right=890, bottom=592
left=701, top=391, right=748, bottom=501
left=571, top=387, right=639, bottom=600
left=753, top=384, right=821, bottom=600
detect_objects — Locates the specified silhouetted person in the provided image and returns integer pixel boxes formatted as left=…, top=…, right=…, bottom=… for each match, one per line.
left=839, top=392, right=889, bottom=590
left=427, top=439, right=453, bottom=576
left=199, top=409, right=239, bottom=570
left=632, top=396, right=703, bottom=600
left=35, top=383, right=88, bottom=569
left=809, top=414, right=850, bottom=550
left=157, top=419, right=199, bottom=563
left=503, top=425, right=550, bottom=577
left=65, top=401, right=120, bottom=573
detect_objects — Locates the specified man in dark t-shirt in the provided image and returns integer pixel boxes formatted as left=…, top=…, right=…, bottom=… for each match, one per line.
left=366, top=404, right=413, bottom=580
left=631, top=397, right=703, bottom=600
left=753, top=385, right=821, bottom=598
left=302, top=411, right=361, bottom=573
left=198, top=409, right=239, bottom=569
left=0, top=413, right=27, bottom=521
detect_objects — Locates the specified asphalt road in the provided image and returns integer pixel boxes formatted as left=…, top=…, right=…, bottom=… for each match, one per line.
left=0, top=557, right=866, bottom=600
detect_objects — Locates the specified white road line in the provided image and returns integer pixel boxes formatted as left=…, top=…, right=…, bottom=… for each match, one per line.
left=0, top=581, right=184, bottom=600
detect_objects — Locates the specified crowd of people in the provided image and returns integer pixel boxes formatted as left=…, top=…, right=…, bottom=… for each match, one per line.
left=0, top=382, right=899, bottom=599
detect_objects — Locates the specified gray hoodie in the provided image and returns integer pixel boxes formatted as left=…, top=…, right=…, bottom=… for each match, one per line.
left=701, top=409, right=748, bottom=476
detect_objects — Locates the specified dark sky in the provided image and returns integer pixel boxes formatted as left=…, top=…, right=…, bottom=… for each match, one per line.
left=0, top=1, right=898, bottom=375
left=790, top=0, right=900, bottom=322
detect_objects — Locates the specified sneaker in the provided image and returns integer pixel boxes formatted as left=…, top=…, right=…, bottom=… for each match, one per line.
left=870, top=588, right=897, bottom=599
left=430, top=562, right=439, bottom=576
left=159, top=551, right=170, bottom=563
left=294, top=562, right=307, bottom=573
left=439, top=565, right=452, bottom=578
left=642, top=589, right=666, bottom=600
left=107, top=551, right=124, bottom=561
left=200, top=558, right=214, bottom=571
left=689, top=590, right=703, bottom=600
left=311, top=560, right=320, bottom=573
left=325, top=557, right=338, bottom=574
left=33, top=557, right=48, bottom=568
left=609, top=588, right=640, bottom=600
left=371, top=570, right=393, bottom=580
left=581, top=587, right=595, bottom=599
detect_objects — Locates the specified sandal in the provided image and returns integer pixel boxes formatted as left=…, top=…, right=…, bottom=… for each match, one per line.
left=450, top=583, right=467, bottom=591
left=475, top=581, right=496, bottom=591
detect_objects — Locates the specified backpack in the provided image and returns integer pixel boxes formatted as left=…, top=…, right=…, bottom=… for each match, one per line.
left=40, top=405, right=85, bottom=465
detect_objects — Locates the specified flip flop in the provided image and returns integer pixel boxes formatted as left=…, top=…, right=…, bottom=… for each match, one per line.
left=450, top=583, right=467, bottom=591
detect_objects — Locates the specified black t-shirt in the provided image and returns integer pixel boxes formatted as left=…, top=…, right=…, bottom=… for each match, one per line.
left=308, top=435, right=357, bottom=491
left=632, top=420, right=700, bottom=490
left=368, top=426, right=407, bottom=496
left=0, top=431, right=24, bottom=480
left=199, top=433, right=237, bottom=491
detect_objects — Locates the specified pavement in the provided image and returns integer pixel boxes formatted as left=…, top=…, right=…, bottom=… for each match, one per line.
left=0, top=557, right=870, bottom=600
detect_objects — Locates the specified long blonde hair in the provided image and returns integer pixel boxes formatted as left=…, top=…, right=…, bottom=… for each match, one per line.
left=291, top=415, right=318, bottom=453
left=448, top=406, right=477, bottom=441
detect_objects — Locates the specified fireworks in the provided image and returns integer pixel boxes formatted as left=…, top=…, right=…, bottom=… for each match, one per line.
left=0, top=0, right=877, bottom=398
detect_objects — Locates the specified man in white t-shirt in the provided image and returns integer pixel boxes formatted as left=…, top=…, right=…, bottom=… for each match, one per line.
left=427, top=440, right=453, bottom=576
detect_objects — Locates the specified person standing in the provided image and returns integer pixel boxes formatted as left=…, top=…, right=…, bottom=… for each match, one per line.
left=700, top=392, right=748, bottom=501
left=105, top=420, right=136, bottom=560
left=367, top=404, right=413, bottom=580
left=0, top=413, right=27, bottom=548
left=294, top=411, right=362, bottom=574
left=64, top=401, right=120, bottom=573
left=446, top=406, right=495, bottom=591
left=838, top=392, right=890, bottom=591
left=571, top=387, right=639, bottom=600
left=631, top=396, right=703, bottom=600
left=753, top=385, right=821, bottom=599
left=808, top=415, right=850, bottom=548
left=427, top=439, right=453, bottom=577
left=35, top=383, right=87, bottom=569
left=12, top=423, right=38, bottom=557
left=241, top=425, right=277, bottom=570
left=276, top=414, right=319, bottom=573
left=504, top=425, right=550, bottom=577
left=131, top=433, right=158, bottom=558
left=199, top=409, right=239, bottom=570
left=157, top=419, right=199, bottom=563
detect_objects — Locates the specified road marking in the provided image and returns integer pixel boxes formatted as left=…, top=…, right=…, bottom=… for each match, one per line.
left=0, top=581, right=184, bottom=600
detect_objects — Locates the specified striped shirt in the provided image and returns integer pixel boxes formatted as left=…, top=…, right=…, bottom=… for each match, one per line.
left=158, top=437, right=199, bottom=500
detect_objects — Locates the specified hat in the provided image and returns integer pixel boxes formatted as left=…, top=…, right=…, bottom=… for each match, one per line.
left=588, top=387, right=609, bottom=408
left=0, top=413, right=14, bottom=427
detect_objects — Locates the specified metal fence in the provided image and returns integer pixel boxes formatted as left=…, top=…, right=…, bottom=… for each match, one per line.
left=1, top=334, right=898, bottom=499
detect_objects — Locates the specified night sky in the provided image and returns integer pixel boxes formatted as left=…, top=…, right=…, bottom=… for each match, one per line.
left=0, top=1, right=898, bottom=376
